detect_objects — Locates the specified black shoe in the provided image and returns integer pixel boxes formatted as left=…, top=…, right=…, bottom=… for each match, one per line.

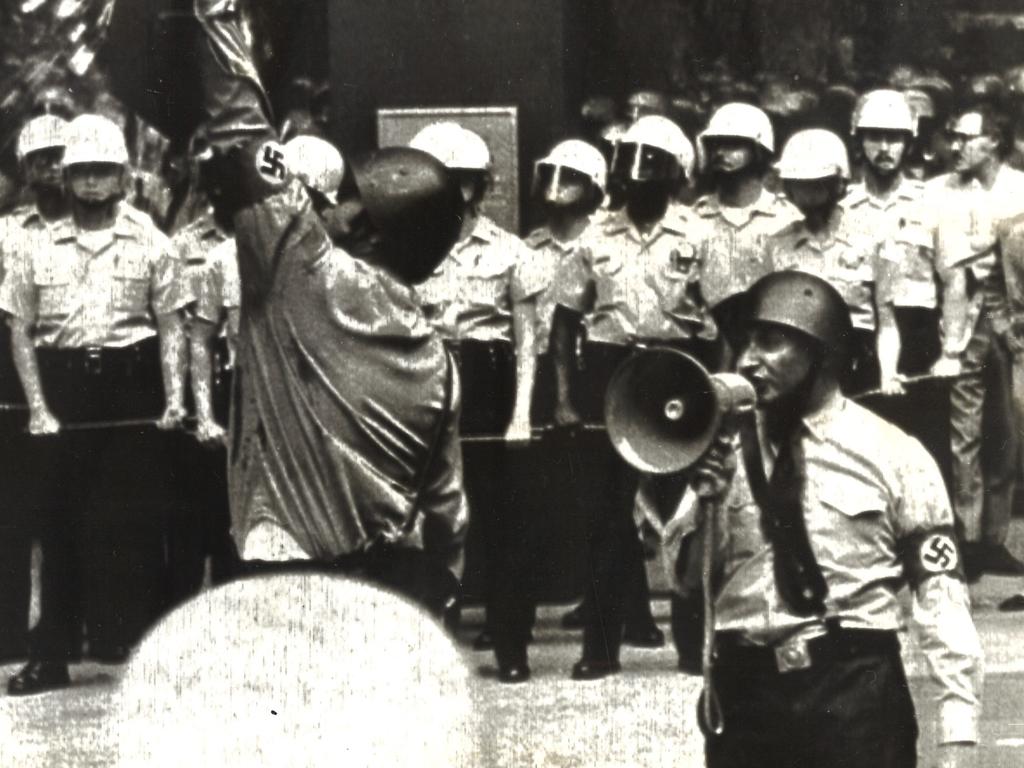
left=980, top=544, right=1024, bottom=576
left=472, top=630, right=495, bottom=651
left=1000, top=593, right=1024, bottom=611
left=571, top=658, right=621, bottom=681
left=561, top=603, right=585, bottom=629
left=623, top=624, right=665, bottom=649
left=498, top=662, right=531, bottom=684
left=7, top=661, right=70, bottom=696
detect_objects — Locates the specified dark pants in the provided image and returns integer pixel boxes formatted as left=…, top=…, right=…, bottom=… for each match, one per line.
left=574, top=340, right=716, bottom=664
left=29, top=340, right=176, bottom=661
left=706, top=631, right=917, bottom=768
left=450, top=340, right=516, bottom=641
left=0, top=326, right=30, bottom=659
left=166, top=352, right=238, bottom=609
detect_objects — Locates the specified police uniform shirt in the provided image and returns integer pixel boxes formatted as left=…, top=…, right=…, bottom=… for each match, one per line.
left=0, top=203, right=190, bottom=348
left=172, top=212, right=240, bottom=329
left=766, top=206, right=897, bottom=332
left=668, top=392, right=982, bottom=743
left=844, top=178, right=938, bottom=309
left=415, top=216, right=546, bottom=343
left=0, top=205, right=51, bottom=257
left=523, top=223, right=592, bottom=354
left=550, top=205, right=716, bottom=343
left=690, top=189, right=799, bottom=307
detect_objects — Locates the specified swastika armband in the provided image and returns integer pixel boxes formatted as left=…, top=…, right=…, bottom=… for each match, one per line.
left=899, top=526, right=964, bottom=588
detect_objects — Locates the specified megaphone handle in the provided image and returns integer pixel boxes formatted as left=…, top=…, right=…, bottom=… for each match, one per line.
left=700, top=496, right=724, bottom=736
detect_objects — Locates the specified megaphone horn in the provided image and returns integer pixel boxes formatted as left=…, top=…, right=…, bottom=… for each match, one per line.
left=605, top=347, right=756, bottom=474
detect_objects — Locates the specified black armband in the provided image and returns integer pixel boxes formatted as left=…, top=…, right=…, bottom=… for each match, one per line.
left=898, top=526, right=964, bottom=588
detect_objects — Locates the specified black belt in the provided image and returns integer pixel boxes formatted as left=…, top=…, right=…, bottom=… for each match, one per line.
left=37, top=337, right=160, bottom=378
left=715, top=625, right=900, bottom=674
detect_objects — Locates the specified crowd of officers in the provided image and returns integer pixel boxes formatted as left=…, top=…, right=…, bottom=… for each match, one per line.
left=0, top=63, right=1017, bottom=714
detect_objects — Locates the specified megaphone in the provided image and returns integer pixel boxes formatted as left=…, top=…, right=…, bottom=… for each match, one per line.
left=605, top=347, right=756, bottom=474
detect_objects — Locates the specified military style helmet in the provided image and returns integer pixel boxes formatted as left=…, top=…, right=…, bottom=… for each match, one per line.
left=745, top=271, right=852, bottom=358
left=284, top=135, right=345, bottom=204
left=351, top=147, right=464, bottom=282
left=408, top=122, right=491, bottom=172
left=699, top=102, right=775, bottom=154
left=534, top=139, right=608, bottom=192
left=776, top=128, right=851, bottom=181
left=618, top=115, right=695, bottom=181
left=62, top=114, right=129, bottom=167
left=852, top=89, right=917, bottom=136
left=17, top=115, right=68, bottom=161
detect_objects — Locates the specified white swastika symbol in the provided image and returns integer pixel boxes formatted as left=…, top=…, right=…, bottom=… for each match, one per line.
left=920, top=534, right=957, bottom=573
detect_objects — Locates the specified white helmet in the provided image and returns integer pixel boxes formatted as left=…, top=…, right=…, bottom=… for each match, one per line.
left=62, top=114, right=129, bottom=167
left=776, top=129, right=851, bottom=181
left=535, top=139, right=607, bottom=192
left=903, top=88, right=935, bottom=122
left=409, top=122, right=491, bottom=172
left=851, top=89, right=916, bottom=136
left=699, top=102, right=775, bottom=154
left=284, top=135, right=345, bottom=203
left=17, top=115, right=68, bottom=161
left=620, top=115, right=695, bottom=178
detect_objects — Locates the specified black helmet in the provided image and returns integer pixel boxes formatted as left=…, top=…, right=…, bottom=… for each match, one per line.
left=745, top=271, right=853, bottom=359
left=351, top=147, right=463, bottom=283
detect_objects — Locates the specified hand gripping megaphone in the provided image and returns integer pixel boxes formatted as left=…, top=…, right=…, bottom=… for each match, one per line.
left=604, top=347, right=756, bottom=474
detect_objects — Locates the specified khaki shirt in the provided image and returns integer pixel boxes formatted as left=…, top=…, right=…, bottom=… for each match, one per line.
left=551, top=205, right=716, bottom=343
left=0, top=203, right=190, bottom=348
left=172, top=211, right=240, bottom=326
left=415, top=216, right=545, bottom=343
left=690, top=189, right=799, bottom=307
left=523, top=224, right=591, bottom=354
left=844, top=178, right=938, bottom=309
left=767, top=208, right=897, bottom=332
left=667, top=393, right=982, bottom=744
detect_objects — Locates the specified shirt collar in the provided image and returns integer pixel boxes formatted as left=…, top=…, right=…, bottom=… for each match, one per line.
left=790, top=209, right=852, bottom=251
left=603, top=207, right=687, bottom=243
left=845, top=178, right=919, bottom=210
left=801, top=389, right=845, bottom=441
left=52, top=203, right=141, bottom=245
left=694, top=189, right=782, bottom=223
left=524, top=226, right=579, bottom=253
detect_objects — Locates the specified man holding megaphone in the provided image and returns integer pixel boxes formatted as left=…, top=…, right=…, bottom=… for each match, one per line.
left=631, top=271, right=981, bottom=768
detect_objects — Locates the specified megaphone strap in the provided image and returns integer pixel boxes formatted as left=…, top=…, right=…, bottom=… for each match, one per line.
left=738, top=413, right=828, bottom=617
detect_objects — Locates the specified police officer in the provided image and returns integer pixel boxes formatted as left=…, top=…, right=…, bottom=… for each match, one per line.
left=847, top=90, right=941, bottom=376
left=409, top=122, right=546, bottom=678
left=693, top=102, right=798, bottom=351
left=551, top=115, right=714, bottom=679
left=4, top=114, right=191, bottom=694
left=166, top=138, right=249, bottom=605
left=767, top=129, right=901, bottom=395
left=0, top=115, right=69, bottom=663
left=669, top=271, right=981, bottom=768
left=193, top=0, right=468, bottom=620
left=928, top=103, right=1024, bottom=579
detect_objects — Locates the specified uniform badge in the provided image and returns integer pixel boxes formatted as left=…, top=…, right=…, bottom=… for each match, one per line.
left=920, top=533, right=958, bottom=574
left=254, top=141, right=289, bottom=187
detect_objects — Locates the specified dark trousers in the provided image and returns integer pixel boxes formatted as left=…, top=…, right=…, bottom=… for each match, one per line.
left=573, top=341, right=715, bottom=664
left=166, top=358, right=238, bottom=609
left=29, top=340, right=175, bottom=661
left=706, top=633, right=917, bottom=768
left=0, top=327, right=30, bottom=658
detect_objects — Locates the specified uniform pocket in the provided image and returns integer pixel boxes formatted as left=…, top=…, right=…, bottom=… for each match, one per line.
left=112, top=273, right=150, bottom=312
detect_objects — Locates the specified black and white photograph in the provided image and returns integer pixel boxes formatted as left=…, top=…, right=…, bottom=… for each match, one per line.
left=2, top=1, right=1023, bottom=766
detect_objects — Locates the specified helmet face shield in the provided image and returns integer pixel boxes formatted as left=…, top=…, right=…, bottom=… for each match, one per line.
left=533, top=163, right=594, bottom=207
left=614, top=142, right=680, bottom=183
